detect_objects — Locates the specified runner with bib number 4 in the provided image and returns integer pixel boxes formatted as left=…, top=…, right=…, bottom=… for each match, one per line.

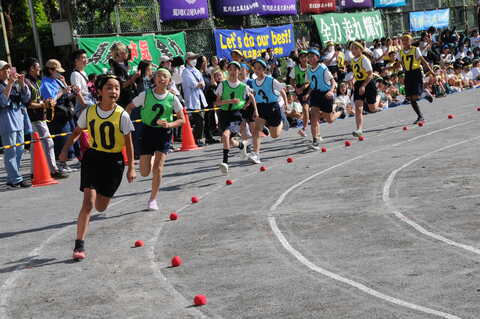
left=127, top=68, right=185, bottom=211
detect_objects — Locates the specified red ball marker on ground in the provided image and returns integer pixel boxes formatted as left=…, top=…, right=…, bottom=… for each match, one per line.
left=260, top=166, right=267, bottom=172
left=477, top=107, right=480, bottom=111
left=287, top=157, right=294, bottom=163
left=194, top=295, right=207, bottom=306
left=418, top=121, right=424, bottom=127
left=134, top=240, right=144, bottom=247
left=448, top=114, right=454, bottom=119
left=321, top=147, right=327, bottom=153
left=403, top=126, right=409, bottom=131
left=226, top=179, right=233, bottom=185
left=345, top=141, right=352, bottom=147
left=169, top=212, right=178, bottom=221
left=171, top=256, right=182, bottom=267
left=191, top=196, right=199, bottom=204
left=358, top=136, right=365, bottom=141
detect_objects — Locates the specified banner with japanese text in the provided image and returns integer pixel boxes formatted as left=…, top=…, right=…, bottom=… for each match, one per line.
left=409, top=9, right=449, bottom=32
left=214, top=24, right=295, bottom=60
left=374, top=0, right=405, bottom=8
left=300, top=0, right=335, bottom=14
left=159, top=0, right=209, bottom=21
left=78, top=33, right=186, bottom=75
left=214, top=0, right=296, bottom=16
left=340, top=0, right=372, bottom=8
left=313, top=11, right=384, bottom=45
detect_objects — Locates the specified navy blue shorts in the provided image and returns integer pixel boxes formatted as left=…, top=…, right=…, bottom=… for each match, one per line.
left=310, top=90, right=334, bottom=113
left=405, top=69, right=424, bottom=97
left=218, top=109, right=243, bottom=133
left=140, top=125, right=172, bottom=155
left=257, top=102, right=282, bottom=127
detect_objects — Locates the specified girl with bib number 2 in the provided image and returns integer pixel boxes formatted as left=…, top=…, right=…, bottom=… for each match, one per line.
left=59, top=75, right=136, bottom=261
left=127, top=68, right=185, bottom=211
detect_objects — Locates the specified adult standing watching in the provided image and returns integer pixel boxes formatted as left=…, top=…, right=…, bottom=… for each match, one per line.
left=182, top=52, right=208, bottom=147
left=108, top=42, right=140, bottom=108
left=70, top=49, right=95, bottom=117
left=0, top=60, right=32, bottom=188
left=40, top=59, right=78, bottom=172
left=24, top=58, right=68, bottom=179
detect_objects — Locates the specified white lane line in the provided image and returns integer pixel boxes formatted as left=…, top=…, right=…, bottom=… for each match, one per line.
left=268, top=120, right=475, bottom=319
left=383, top=136, right=480, bottom=255
left=268, top=217, right=461, bottom=319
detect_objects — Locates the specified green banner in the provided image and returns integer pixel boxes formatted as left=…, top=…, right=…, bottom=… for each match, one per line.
left=78, top=32, right=186, bottom=75
left=313, top=11, right=384, bottom=45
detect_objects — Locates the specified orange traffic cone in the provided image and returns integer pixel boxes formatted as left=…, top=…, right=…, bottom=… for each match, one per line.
left=181, top=109, right=199, bottom=151
left=32, top=132, right=58, bottom=187
left=121, top=146, right=128, bottom=165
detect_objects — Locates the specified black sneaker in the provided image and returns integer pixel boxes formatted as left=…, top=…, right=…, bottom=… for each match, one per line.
left=426, top=95, right=433, bottom=103
left=7, top=180, right=32, bottom=188
left=52, top=171, right=69, bottom=179
left=262, top=127, right=270, bottom=136
left=413, top=117, right=425, bottom=124
left=337, top=106, right=346, bottom=119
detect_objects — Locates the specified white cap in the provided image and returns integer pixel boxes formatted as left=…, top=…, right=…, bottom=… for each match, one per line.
left=0, top=60, right=11, bottom=70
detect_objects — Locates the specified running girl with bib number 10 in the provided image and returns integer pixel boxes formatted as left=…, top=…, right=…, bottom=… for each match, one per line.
left=59, top=74, right=136, bottom=261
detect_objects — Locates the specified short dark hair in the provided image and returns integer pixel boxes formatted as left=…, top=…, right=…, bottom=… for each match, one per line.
left=95, top=74, right=122, bottom=91
left=71, top=49, right=87, bottom=62
left=23, top=57, right=39, bottom=73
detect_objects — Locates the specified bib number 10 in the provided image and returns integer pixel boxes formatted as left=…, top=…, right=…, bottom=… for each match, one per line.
left=89, top=119, right=116, bottom=150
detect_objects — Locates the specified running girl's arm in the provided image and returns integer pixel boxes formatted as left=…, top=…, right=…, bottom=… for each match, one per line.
left=247, top=92, right=258, bottom=118
left=157, top=110, right=185, bottom=129
left=123, top=132, right=136, bottom=183
left=58, top=126, right=84, bottom=162
left=420, top=56, right=434, bottom=75
left=126, top=102, right=135, bottom=114
left=327, top=78, right=337, bottom=98
left=361, top=71, right=373, bottom=88
left=215, top=94, right=238, bottom=106
left=280, top=88, right=288, bottom=108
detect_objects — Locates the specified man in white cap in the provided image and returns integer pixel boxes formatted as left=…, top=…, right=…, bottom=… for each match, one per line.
left=182, top=52, right=207, bottom=146
left=0, top=60, right=32, bottom=187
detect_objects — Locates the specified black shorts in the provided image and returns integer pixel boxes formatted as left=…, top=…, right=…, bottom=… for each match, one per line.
left=257, top=102, right=282, bottom=127
left=241, top=105, right=255, bottom=123
left=140, top=124, right=172, bottom=155
left=218, top=109, right=243, bottom=133
left=296, top=87, right=309, bottom=106
left=80, top=148, right=124, bottom=198
left=405, top=69, right=424, bottom=97
left=310, top=90, right=334, bottom=113
left=354, top=81, right=377, bottom=105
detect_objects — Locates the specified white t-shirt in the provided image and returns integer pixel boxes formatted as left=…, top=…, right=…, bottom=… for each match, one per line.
left=215, top=80, right=252, bottom=100
left=471, top=67, right=480, bottom=80
left=470, top=36, right=480, bottom=49
left=334, top=95, right=351, bottom=108
left=323, top=49, right=337, bottom=66
left=77, top=105, right=134, bottom=135
left=344, top=50, right=354, bottom=63
left=373, top=48, right=384, bottom=62
left=70, top=70, right=89, bottom=97
left=172, top=66, right=185, bottom=85
left=131, top=90, right=183, bottom=113
left=304, top=64, right=334, bottom=85
left=344, top=72, right=354, bottom=82
left=286, top=101, right=302, bottom=113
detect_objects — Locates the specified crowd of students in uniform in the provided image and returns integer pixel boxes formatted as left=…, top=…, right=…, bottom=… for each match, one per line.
left=0, top=26, right=479, bottom=260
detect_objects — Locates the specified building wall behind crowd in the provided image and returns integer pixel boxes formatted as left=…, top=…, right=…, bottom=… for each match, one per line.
left=71, top=0, right=478, bottom=54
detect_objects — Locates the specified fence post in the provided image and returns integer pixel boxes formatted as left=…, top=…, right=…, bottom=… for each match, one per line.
left=114, top=4, right=122, bottom=35
left=154, top=0, right=162, bottom=32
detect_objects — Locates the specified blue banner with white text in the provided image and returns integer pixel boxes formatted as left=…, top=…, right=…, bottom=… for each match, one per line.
left=214, top=24, right=295, bottom=60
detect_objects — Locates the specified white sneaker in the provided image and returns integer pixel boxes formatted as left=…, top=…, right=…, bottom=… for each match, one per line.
left=352, top=130, right=363, bottom=137
left=248, top=152, right=261, bottom=164
left=148, top=199, right=159, bottom=211
left=240, top=141, right=249, bottom=160
left=297, top=129, right=307, bottom=138
left=219, top=163, right=229, bottom=175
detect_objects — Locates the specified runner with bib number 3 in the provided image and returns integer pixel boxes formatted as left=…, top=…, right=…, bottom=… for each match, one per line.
left=127, top=68, right=185, bottom=211
left=59, top=74, right=136, bottom=261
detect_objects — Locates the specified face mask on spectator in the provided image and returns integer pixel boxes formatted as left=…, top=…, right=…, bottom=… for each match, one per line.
left=189, top=59, right=197, bottom=67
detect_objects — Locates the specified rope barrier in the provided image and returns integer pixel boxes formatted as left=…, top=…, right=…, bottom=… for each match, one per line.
left=0, top=107, right=222, bottom=150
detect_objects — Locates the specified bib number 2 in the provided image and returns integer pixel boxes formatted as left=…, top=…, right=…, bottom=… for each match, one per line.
left=150, top=103, right=165, bottom=126
left=89, top=119, right=115, bottom=150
